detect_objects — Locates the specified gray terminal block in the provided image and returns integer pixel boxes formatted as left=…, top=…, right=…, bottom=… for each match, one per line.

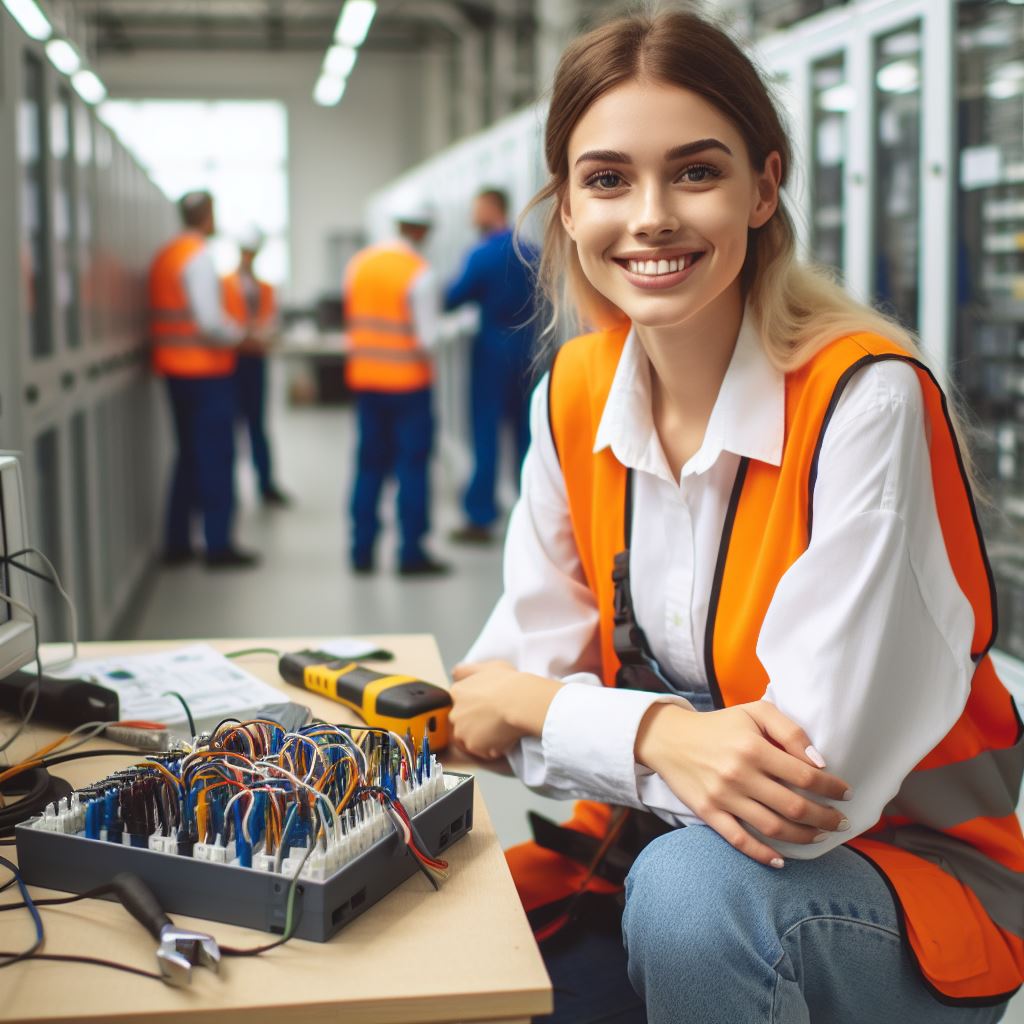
left=16, top=772, right=474, bottom=942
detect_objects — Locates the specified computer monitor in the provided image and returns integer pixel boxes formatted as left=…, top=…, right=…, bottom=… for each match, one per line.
left=0, top=454, right=36, bottom=679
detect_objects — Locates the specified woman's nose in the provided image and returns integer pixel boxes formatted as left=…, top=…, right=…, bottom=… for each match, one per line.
left=629, top=184, right=679, bottom=239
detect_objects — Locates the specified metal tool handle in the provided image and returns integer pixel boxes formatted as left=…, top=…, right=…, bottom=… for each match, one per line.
left=108, top=872, right=172, bottom=940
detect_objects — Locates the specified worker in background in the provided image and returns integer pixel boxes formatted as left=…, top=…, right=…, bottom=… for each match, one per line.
left=149, top=190, right=264, bottom=570
left=444, top=188, right=539, bottom=544
left=343, top=200, right=449, bottom=577
left=222, top=226, right=290, bottom=506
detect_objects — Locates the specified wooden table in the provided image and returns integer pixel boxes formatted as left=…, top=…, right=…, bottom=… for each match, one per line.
left=0, top=636, right=552, bottom=1024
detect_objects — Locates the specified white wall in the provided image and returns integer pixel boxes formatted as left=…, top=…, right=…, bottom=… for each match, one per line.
left=95, top=49, right=427, bottom=306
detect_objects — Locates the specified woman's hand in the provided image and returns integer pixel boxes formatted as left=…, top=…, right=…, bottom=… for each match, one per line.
left=450, top=660, right=561, bottom=761
left=635, top=700, right=852, bottom=867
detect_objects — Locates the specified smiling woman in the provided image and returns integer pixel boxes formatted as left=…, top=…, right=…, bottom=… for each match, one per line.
left=448, top=7, right=1024, bottom=1024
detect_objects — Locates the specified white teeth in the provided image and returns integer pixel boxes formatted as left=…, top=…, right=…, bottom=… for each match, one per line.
left=625, top=255, right=697, bottom=276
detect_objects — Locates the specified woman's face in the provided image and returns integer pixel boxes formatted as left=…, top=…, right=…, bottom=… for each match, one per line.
left=561, top=78, right=781, bottom=332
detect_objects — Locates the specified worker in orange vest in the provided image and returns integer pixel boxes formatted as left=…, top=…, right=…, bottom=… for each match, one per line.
left=222, top=226, right=289, bottom=506
left=149, top=190, right=264, bottom=569
left=344, top=201, right=449, bottom=576
left=447, top=9, right=1024, bottom=1023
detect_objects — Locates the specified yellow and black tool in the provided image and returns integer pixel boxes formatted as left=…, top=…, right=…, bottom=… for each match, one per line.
left=278, top=650, right=451, bottom=749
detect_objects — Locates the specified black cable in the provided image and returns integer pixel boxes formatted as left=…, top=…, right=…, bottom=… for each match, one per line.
left=0, top=950, right=163, bottom=980
left=0, top=598, right=42, bottom=754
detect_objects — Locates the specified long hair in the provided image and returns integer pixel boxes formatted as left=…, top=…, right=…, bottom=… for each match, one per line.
left=519, top=6, right=981, bottom=487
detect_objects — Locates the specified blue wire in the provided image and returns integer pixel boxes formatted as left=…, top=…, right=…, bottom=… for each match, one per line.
left=0, top=856, right=43, bottom=967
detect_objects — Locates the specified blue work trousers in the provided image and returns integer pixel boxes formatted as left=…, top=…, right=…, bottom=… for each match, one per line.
left=165, top=374, right=236, bottom=554
left=235, top=354, right=272, bottom=494
left=464, top=336, right=532, bottom=528
left=350, top=388, right=433, bottom=566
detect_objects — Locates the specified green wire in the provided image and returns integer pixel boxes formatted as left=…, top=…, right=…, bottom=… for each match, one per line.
left=225, top=647, right=282, bottom=659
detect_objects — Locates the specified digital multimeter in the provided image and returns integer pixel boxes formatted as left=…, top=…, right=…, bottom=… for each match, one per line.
left=278, top=650, right=452, bottom=749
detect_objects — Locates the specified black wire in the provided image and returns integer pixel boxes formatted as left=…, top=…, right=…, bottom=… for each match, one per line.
left=0, top=598, right=42, bottom=755
left=0, top=950, right=163, bottom=980
left=0, top=555, right=53, bottom=586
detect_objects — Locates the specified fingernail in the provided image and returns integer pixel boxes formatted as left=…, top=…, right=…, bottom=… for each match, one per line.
left=836, top=817, right=850, bottom=832
left=812, top=832, right=829, bottom=843
left=842, top=789, right=854, bottom=801
left=805, top=745, right=826, bottom=768
left=770, top=857, right=785, bottom=869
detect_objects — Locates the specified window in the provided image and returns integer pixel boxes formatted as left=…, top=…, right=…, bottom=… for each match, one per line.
left=97, top=100, right=289, bottom=286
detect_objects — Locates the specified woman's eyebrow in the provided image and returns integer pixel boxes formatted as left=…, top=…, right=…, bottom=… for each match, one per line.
left=574, top=138, right=733, bottom=169
left=666, top=138, right=733, bottom=159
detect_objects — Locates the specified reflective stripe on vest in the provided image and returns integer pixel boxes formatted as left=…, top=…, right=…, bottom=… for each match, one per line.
left=506, top=325, right=1024, bottom=1004
left=343, top=244, right=432, bottom=393
left=149, top=234, right=235, bottom=378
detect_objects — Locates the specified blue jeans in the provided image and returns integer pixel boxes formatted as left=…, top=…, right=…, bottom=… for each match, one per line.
left=621, top=825, right=1009, bottom=1024
left=350, top=388, right=433, bottom=566
left=165, top=374, right=236, bottom=553
left=235, top=354, right=272, bottom=493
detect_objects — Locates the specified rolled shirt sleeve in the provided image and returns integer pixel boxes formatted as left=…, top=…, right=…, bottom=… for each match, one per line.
left=182, top=247, right=244, bottom=346
left=410, top=266, right=441, bottom=351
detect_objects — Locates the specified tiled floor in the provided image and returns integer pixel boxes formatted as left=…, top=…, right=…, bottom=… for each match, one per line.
left=126, top=393, right=1024, bottom=1020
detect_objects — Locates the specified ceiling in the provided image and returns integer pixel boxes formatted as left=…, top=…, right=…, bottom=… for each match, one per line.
left=75, top=0, right=541, bottom=54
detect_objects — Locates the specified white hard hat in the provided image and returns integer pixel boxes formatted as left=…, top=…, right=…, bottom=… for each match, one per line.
left=237, top=224, right=265, bottom=252
left=392, top=197, right=434, bottom=227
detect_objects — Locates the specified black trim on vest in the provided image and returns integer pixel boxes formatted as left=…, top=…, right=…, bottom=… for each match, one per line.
left=703, top=457, right=751, bottom=710
left=806, top=354, right=998, bottom=660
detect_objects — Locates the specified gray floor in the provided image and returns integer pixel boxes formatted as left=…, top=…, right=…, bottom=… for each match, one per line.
left=125, top=399, right=568, bottom=849
left=126, top=398, right=1024, bottom=1021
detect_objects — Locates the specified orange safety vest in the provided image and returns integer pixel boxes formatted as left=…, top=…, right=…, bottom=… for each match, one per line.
left=149, top=233, right=236, bottom=378
left=222, top=271, right=276, bottom=334
left=507, top=324, right=1024, bottom=1004
left=343, top=243, right=433, bottom=393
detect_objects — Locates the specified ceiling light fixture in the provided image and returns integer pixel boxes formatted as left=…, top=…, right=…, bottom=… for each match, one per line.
left=334, top=0, right=376, bottom=47
left=324, top=43, right=357, bottom=78
left=2, top=0, right=52, bottom=41
left=71, top=69, right=107, bottom=105
left=45, top=37, right=81, bottom=76
left=313, top=73, right=346, bottom=107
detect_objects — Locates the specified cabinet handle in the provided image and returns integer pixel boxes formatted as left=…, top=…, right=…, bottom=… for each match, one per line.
left=61, top=371, right=75, bottom=390
left=24, top=384, right=39, bottom=405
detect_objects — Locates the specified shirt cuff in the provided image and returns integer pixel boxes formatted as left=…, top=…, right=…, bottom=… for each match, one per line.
left=541, top=679, right=694, bottom=805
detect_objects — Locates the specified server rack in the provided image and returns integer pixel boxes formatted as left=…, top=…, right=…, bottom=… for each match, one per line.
left=0, top=9, right=176, bottom=642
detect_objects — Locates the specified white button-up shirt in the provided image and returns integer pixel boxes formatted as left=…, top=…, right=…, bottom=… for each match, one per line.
left=465, top=312, right=977, bottom=860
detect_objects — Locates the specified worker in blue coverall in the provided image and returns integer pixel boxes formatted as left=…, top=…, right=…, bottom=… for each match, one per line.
left=444, top=188, right=539, bottom=543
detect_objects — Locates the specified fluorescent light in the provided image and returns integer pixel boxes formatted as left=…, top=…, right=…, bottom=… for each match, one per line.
left=313, top=73, right=346, bottom=107
left=45, top=38, right=81, bottom=76
left=334, top=0, right=376, bottom=47
left=71, top=69, right=107, bottom=105
left=818, top=83, right=855, bottom=113
left=875, top=60, right=919, bottom=94
left=324, top=43, right=357, bottom=78
left=3, top=0, right=52, bottom=41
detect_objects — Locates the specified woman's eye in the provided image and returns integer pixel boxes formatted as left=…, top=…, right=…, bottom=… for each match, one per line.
left=679, top=163, right=720, bottom=184
left=585, top=171, right=624, bottom=189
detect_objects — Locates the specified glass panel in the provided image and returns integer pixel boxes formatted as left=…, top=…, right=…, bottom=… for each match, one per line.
left=53, top=86, right=80, bottom=349
left=873, top=22, right=923, bottom=330
left=955, top=1, right=1024, bottom=661
left=33, top=428, right=65, bottom=643
left=810, top=53, right=850, bottom=275
left=19, top=53, right=52, bottom=359
left=744, top=0, right=849, bottom=35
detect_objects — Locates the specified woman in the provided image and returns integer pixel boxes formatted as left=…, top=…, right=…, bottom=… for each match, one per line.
left=449, top=9, right=1022, bottom=1024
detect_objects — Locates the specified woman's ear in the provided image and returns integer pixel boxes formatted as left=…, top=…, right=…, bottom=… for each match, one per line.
left=749, top=151, right=782, bottom=229
left=560, top=190, right=576, bottom=241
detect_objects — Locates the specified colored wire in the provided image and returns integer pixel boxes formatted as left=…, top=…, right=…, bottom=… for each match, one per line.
left=0, top=856, right=43, bottom=968
left=224, top=647, right=281, bottom=659
left=161, top=691, right=196, bottom=738
left=0, top=950, right=163, bottom=980
left=0, top=592, right=41, bottom=754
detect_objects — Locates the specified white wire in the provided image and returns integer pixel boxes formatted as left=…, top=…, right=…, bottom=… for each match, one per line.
left=6, top=547, right=78, bottom=670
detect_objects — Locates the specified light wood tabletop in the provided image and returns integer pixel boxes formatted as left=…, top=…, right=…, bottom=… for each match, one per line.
left=0, top=635, right=552, bottom=1024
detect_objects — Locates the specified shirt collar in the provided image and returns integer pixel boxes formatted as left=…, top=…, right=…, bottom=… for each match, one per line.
left=593, top=307, right=784, bottom=484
